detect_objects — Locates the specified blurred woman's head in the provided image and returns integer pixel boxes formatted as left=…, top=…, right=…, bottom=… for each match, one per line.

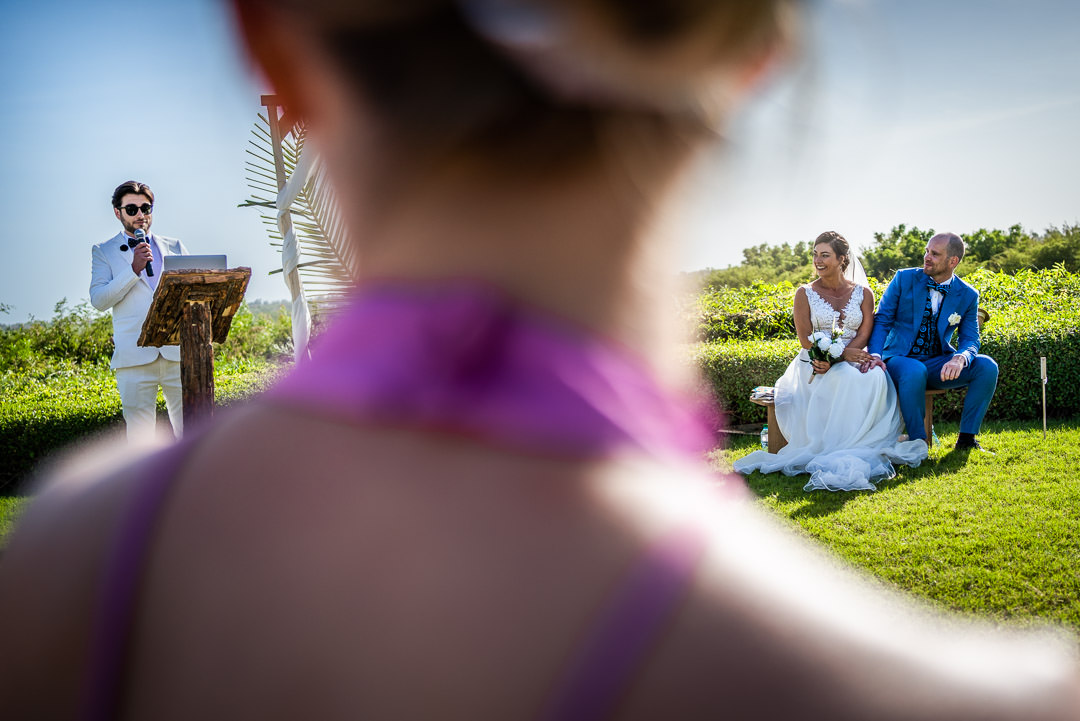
left=233, top=0, right=798, bottom=174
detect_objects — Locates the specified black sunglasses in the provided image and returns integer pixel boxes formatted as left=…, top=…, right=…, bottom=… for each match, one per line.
left=121, top=203, right=153, bottom=216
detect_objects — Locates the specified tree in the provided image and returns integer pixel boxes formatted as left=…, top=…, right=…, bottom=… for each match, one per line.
left=1031, top=224, right=1080, bottom=272
left=699, top=241, right=812, bottom=289
left=687, top=223, right=1079, bottom=288
left=861, top=224, right=936, bottom=279
left=964, top=225, right=1028, bottom=264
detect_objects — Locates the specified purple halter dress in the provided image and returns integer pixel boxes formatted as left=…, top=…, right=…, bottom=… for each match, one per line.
left=81, top=281, right=730, bottom=721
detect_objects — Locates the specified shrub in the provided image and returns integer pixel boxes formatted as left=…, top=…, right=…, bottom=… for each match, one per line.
left=693, top=339, right=800, bottom=426
left=0, top=360, right=123, bottom=490
left=693, top=277, right=888, bottom=343
left=0, top=298, right=294, bottom=492
left=215, top=302, right=293, bottom=362
left=695, top=267, right=1080, bottom=426
left=694, top=282, right=797, bottom=342
left=0, top=300, right=113, bottom=370
left=698, top=330, right=1080, bottom=427
left=932, top=314, right=1080, bottom=423
left=1, top=300, right=294, bottom=371
left=0, top=357, right=287, bottom=492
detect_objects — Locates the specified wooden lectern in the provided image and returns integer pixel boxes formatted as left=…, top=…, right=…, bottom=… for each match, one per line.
left=138, top=268, right=251, bottom=428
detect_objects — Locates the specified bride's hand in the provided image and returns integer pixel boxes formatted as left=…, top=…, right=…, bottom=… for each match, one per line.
left=842, top=346, right=872, bottom=364
left=811, top=359, right=831, bottom=374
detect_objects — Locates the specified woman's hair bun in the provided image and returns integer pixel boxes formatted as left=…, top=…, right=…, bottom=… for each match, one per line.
left=461, top=0, right=798, bottom=117
left=271, top=0, right=798, bottom=119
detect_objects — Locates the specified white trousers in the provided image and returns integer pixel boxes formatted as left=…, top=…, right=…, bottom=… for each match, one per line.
left=115, top=355, right=183, bottom=442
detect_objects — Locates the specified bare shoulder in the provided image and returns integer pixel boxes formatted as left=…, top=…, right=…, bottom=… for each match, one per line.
left=618, top=496, right=1080, bottom=719
left=116, top=404, right=693, bottom=718
left=0, top=436, right=165, bottom=718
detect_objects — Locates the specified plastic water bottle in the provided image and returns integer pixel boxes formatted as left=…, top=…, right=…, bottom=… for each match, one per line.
left=760, top=424, right=769, bottom=450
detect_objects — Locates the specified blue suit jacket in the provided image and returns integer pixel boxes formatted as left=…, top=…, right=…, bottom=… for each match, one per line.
left=868, top=267, right=981, bottom=364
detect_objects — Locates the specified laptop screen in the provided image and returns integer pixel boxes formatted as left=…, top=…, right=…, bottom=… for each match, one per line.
left=162, top=255, right=228, bottom=272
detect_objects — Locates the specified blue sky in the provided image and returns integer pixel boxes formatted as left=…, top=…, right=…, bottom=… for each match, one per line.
left=2, top=0, right=1079, bottom=323
left=675, top=0, right=1080, bottom=269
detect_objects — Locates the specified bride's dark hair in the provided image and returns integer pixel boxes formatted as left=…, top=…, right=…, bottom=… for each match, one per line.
left=814, top=230, right=850, bottom=273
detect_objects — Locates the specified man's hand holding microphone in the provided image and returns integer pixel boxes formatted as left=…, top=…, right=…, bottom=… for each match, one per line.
left=129, top=228, right=154, bottom=277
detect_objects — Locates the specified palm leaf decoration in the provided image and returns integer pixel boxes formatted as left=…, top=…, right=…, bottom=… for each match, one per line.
left=239, top=113, right=355, bottom=347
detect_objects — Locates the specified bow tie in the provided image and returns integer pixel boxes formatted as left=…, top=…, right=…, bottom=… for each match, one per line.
left=925, top=277, right=950, bottom=296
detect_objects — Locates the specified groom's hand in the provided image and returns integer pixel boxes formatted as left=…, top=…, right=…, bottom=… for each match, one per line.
left=941, top=356, right=966, bottom=382
left=860, top=357, right=887, bottom=374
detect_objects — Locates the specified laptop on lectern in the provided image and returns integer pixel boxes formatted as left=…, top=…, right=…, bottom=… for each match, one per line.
left=162, top=254, right=228, bottom=272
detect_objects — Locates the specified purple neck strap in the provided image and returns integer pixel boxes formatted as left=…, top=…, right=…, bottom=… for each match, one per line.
left=269, top=282, right=718, bottom=461
left=79, top=439, right=192, bottom=721
left=537, top=527, right=707, bottom=721
left=79, top=282, right=721, bottom=721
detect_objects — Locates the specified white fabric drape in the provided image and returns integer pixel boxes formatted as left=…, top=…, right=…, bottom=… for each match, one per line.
left=276, top=149, right=315, bottom=361
left=847, top=253, right=869, bottom=288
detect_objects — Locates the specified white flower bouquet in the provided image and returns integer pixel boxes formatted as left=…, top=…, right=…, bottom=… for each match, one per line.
left=805, top=326, right=845, bottom=384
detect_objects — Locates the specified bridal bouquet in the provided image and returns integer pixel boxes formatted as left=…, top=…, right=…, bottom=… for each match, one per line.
left=806, top=327, right=845, bottom=383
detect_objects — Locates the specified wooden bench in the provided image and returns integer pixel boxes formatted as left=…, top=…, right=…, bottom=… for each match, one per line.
left=749, top=396, right=787, bottom=453
left=923, top=307, right=990, bottom=443
left=752, top=390, right=947, bottom=452
left=751, top=307, right=989, bottom=452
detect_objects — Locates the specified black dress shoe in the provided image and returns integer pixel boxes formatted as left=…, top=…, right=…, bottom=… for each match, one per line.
left=954, top=437, right=995, bottom=455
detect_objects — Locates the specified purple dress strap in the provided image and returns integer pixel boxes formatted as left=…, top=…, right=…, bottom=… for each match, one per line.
left=79, top=439, right=193, bottom=721
left=536, top=527, right=707, bottom=721
left=266, top=282, right=721, bottom=718
left=77, top=281, right=724, bottom=721
left=268, top=281, right=718, bottom=461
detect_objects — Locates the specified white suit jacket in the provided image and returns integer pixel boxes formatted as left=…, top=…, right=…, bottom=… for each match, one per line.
left=90, top=231, right=189, bottom=369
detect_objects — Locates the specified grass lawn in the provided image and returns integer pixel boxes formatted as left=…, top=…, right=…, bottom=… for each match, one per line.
left=715, top=417, right=1080, bottom=633
left=3, top=415, right=1078, bottom=636
left=0, top=496, right=23, bottom=545
left=1, top=357, right=285, bottom=491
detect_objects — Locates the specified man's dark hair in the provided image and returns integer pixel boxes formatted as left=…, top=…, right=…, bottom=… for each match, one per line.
left=112, top=180, right=155, bottom=208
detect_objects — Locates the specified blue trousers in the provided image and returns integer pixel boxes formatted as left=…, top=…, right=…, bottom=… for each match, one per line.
left=885, top=354, right=998, bottom=441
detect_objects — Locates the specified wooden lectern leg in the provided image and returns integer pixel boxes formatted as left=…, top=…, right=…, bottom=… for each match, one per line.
left=180, top=300, right=215, bottom=428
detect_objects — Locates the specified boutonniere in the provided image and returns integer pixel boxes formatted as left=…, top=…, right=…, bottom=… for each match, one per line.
left=948, top=312, right=962, bottom=326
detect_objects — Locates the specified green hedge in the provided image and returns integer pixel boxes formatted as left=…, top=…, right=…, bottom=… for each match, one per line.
left=0, top=358, right=285, bottom=492
left=693, top=339, right=800, bottom=426
left=694, top=267, right=1080, bottom=425
left=0, top=361, right=121, bottom=489
left=699, top=314, right=1080, bottom=426
left=693, top=267, right=1078, bottom=343
left=692, top=278, right=888, bottom=342
left=694, top=282, right=798, bottom=341
left=1, top=299, right=294, bottom=492
left=0, top=299, right=294, bottom=369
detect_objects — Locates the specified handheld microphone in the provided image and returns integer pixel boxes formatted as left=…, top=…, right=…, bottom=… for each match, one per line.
left=134, top=228, right=153, bottom=277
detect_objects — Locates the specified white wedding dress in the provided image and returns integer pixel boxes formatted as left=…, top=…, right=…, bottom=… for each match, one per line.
left=733, top=285, right=928, bottom=491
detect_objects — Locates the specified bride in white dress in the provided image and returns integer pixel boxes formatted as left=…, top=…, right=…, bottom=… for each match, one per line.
left=734, top=231, right=928, bottom=491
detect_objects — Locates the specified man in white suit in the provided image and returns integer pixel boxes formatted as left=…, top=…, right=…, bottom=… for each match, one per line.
left=90, top=180, right=189, bottom=441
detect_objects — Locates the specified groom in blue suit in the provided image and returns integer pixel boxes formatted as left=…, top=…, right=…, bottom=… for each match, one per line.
left=868, top=233, right=998, bottom=451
